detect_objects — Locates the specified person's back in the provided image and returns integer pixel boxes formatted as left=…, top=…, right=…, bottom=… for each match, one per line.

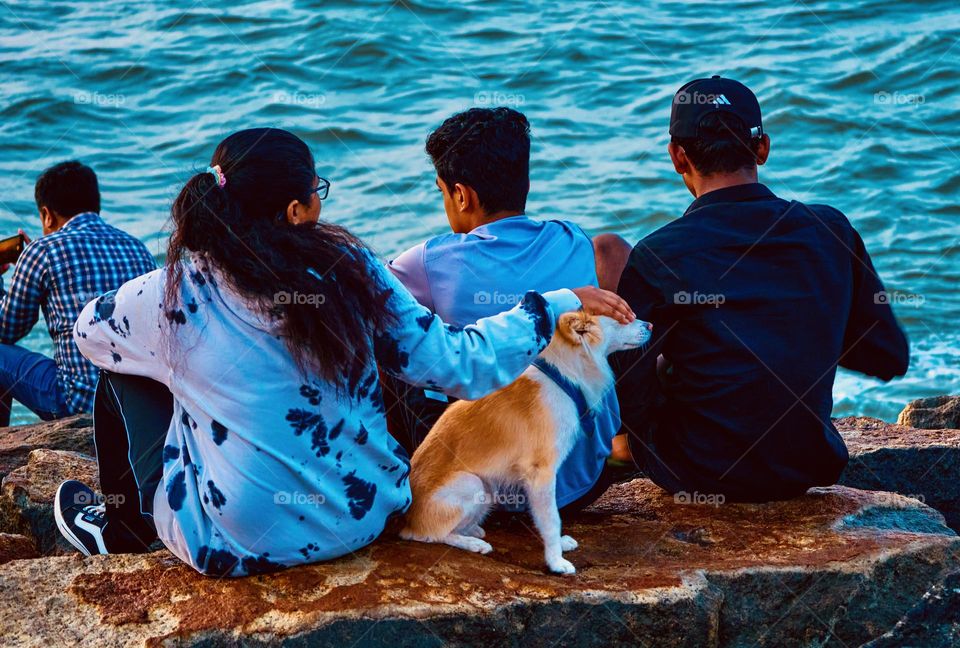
left=0, top=161, right=155, bottom=422
left=28, top=213, right=156, bottom=399
left=615, top=77, right=908, bottom=501
left=393, top=216, right=595, bottom=326
left=389, top=107, right=624, bottom=510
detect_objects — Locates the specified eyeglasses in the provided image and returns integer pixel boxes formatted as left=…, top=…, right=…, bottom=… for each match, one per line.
left=311, top=176, right=331, bottom=201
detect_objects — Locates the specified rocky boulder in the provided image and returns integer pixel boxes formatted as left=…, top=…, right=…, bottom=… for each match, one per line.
left=838, top=416, right=960, bottom=530
left=0, top=479, right=957, bottom=647
left=0, top=532, right=38, bottom=565
left=864, top=571, right=960, bottom=647
left=0, top=448, right=99, bottom=556
left=898, top=395, right=960, bottom=430
left=0, top=414, right=93, bottom=479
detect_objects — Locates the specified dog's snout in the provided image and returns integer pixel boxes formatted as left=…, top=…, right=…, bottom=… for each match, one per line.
left=636, top=320, right=652, bottom=344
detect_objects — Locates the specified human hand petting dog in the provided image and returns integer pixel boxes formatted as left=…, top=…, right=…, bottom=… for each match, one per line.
left=571, top=286, right=636, bottom=324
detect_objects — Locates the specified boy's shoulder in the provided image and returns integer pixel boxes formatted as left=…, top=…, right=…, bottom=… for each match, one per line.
left=422, top=217, right=590, bottom=260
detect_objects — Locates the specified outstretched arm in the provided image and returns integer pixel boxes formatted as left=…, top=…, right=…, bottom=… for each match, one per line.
left=372, top=256, right=631, bottom=400
left=0, top=241, right=48, bottom=345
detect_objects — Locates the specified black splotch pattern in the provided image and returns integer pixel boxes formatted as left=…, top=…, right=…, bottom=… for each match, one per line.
left=166, top=470, right=187, bottom=511
left=93, top=292, right=117, bottom=321
left=372, top=332, right=410, bottom=374
left=211, top=420, right=228, bottom=445
left=162, top=445, right=180, bottom=462
left=519, top=290, right=552, bottom=350
left=299, top=384, right=321, bottom=406
left=415, top=312, right=434, bottom=332
left=328, top=419, right=344, bottom=440
left=242, top=554, right=285, bottom=576
left=196, top=545, right=239, bottom=577
left=207, top=480, right=227, bottom=510
left=165, top=309, right=187, bottom=325
left=354, top=424, right=368, bottom=445
left=286, top=408, right=330, bottom=457
left=342, top=471, right=377, bottom=520
left=390, top=443, right=411, bottom=489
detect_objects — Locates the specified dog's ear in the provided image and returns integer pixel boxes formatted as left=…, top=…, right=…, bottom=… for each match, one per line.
left=557, top=311, right=594, bottom=345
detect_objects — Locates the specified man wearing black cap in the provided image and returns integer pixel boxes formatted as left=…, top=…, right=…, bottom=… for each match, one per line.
left=604, top=75, right=909, bottom=502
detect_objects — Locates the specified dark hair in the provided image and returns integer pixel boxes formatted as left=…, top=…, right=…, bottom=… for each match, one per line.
left=425, top=107, right=530, bottom=214
left=671, top=112, right=762, bottom=176
left=34, top=160, right=100, bottom=217
left=166, top=127, right=396, bottom=383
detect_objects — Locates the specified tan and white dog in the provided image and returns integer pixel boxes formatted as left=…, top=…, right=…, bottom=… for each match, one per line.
left=401, top=311, right=652, bottom=574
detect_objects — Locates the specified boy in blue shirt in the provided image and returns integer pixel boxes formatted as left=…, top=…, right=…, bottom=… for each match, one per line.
left=387, top=107, right=623, bottom=511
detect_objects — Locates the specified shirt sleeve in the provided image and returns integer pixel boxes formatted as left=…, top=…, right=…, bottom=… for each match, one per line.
left=73, top=269, right=169, bottom=383
left=372, top=255, right=581, bottom=400
left=387, top=242, right=434, bottom=311
left=839, top=227, right=909, bottom=380
left=0, top=241, right=49, bottom=345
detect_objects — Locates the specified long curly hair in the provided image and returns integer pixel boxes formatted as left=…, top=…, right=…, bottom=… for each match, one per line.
left=165, top=127, right=396, bottom=383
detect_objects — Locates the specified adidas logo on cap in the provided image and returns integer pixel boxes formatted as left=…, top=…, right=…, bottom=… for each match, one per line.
left=711, top=94, right=731, bottom=106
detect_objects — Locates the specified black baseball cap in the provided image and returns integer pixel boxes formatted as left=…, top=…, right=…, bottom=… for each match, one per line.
left=669, top=75, right=763, bottom=140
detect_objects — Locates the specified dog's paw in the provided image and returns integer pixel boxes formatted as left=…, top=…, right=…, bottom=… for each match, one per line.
left=459, top=536, right=494, bottom=554
left=560, top=535, right=578, bottom=552
left=465, top=524, right=486, bottom=539
left=547, top=557, right=577, bottom=575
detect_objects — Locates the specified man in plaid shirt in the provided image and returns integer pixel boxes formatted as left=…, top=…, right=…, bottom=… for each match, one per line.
left=0, top=161, right=155, bottom=425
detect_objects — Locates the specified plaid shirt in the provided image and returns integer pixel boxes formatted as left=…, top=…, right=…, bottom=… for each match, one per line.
left=0, top=212, right=156, bottom=413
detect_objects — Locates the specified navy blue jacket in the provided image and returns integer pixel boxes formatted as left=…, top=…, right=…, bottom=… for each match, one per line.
left=616, top=183, right=909, bottom=501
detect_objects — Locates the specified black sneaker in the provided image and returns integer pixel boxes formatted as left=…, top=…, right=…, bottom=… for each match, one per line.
left=55, top=480, right=108, bottom=556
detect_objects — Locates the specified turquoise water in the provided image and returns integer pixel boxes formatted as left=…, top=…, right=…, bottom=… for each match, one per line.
left=0, top=0, right=957, bottom=424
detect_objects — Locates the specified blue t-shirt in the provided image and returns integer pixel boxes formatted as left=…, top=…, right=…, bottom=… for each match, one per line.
left=389, top=215, right=620, bottom=507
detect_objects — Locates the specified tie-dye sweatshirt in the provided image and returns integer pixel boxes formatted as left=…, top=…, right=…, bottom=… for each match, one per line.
left=74, top=251, right=580, bottom=577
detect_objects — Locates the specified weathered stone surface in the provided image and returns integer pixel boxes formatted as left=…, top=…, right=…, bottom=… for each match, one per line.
left=898, top=395, right=960, bottom=430
left=0, top=414, right=93, bottom=479
left=838, top=416, right=960, bottom=530
left=864, top=571, right=960, bottom=647
left=0, top=532, right=38, bottom=565
left=0, top=479, right=956, bottom=647
left=0, top=448, right=99, bottom=555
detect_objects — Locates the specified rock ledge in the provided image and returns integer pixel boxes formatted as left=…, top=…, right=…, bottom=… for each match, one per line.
left=1, top=479, right=957, bottom=647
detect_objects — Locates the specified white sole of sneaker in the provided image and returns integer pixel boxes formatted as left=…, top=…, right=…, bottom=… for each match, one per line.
left=54, top=485, right=93, bottom=557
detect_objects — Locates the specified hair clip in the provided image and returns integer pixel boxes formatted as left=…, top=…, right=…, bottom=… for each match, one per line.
left=206, top=165, right=227, bottom=188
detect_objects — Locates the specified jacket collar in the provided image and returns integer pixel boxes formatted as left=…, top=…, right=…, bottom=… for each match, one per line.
left=685, top=183, right=776, bottom=216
